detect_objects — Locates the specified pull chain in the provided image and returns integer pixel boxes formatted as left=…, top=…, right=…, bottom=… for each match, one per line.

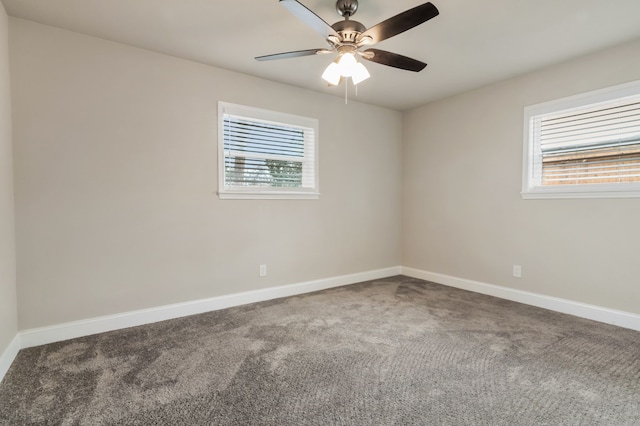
left=345, top=80, right=348, bottom=104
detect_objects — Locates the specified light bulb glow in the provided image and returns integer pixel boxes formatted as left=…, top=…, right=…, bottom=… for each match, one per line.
left=337, top=53, right=357, bottom=77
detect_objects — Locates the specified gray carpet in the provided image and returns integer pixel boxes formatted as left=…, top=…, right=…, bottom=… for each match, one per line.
left=1, top=275, right=639, bottom=425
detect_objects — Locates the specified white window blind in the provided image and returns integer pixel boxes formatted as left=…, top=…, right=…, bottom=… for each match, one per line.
left=523, top=80, right=640, bottom=198
left=218, top=102, right=319, bottom=199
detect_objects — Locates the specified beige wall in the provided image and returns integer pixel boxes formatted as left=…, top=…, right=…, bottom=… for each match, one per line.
left=403, top=38, right=640, bottom=314
left=10, top=18, right=402, bottom=330
left=0, top=3, right=17, bottom=354
left=9, top=14, right=638, bottom=334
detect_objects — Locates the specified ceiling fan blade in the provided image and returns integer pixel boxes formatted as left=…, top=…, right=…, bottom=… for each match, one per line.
left=362, top=49, right=427, bottom=72
left=279, top=0, right=340, bottom=39
left=359, top=2, right=439, bottom=45
left=256, top=49, right=331, bottom=61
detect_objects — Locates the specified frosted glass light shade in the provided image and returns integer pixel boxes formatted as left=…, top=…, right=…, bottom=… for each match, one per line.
left=321, top=62, right=341, bottom=85
left=322, top=52, right=370, bottom=86
left=351, top=62, right=370, bottom=85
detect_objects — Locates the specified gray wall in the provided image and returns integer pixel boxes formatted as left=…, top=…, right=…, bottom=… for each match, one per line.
left=0, top=2, right=17, bottom=355
left=403, top=38, right=640, bottom=315
left=10, top=18, right=402, bottom=330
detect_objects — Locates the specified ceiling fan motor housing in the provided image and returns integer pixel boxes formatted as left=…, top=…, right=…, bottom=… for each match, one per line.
left=331, top=20, right=366, bottom=43
left=336, top=0, right=358, bottom=17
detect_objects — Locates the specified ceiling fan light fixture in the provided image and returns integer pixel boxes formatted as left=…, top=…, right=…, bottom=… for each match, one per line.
left=323, top=52, right=370, bottom=86
left=322, top=61, right=342, bottom=85
left=337, top=52, right=358, bottom=77
left=351, top=62, right=370, bottom=85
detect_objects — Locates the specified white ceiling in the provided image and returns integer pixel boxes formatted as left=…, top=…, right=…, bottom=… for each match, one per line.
left=3, top=0, right=640, bottom=111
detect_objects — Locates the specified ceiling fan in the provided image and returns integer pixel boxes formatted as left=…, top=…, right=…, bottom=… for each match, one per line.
left=256, top=0, right=439, bottom=86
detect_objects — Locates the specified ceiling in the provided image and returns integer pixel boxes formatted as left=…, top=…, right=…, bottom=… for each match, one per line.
left=3, top=0, right=640, bottom=111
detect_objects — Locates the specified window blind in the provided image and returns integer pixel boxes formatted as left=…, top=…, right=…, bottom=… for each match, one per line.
left=537, top=96, right=640, bottom=186
left=222, top=114, right=316, bottom=189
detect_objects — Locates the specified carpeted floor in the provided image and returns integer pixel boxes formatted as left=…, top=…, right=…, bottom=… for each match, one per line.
left=1, top=275, right=639, bottom=425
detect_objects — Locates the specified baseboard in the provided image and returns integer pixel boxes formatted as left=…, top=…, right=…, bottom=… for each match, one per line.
left=16, top=264, right=637, bottom=354
left=0, top=334, right=20, bottom=383
left=19, top=266, right=402, bottom=349
left=402, top=267, right=640, bottom=332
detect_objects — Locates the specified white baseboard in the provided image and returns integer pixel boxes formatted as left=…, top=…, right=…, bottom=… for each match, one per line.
left=4, top=265, right=638, bottom=382
left=402, top=267, right=640, bottom=332
left=0, top=334, right=20, bottom=383
left=19, top=266, right=402, bottom=349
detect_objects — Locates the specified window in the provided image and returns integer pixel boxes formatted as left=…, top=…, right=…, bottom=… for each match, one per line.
left=522, top=80, right=640, bottom=199
left=218, top=102, right=319, bottom=199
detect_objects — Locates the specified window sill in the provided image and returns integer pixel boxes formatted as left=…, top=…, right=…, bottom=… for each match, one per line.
left=522, top=185, right=640, bottom=199
left=218, top=191, right=320, bottom=200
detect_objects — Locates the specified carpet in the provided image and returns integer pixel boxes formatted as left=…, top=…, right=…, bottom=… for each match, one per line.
left=1, top=275, right=639, bottom=425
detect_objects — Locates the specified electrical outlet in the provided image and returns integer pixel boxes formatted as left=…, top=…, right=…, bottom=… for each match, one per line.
left=259, top=264, right=267, bottom=277
left=513, top=265, right=522, bottom=278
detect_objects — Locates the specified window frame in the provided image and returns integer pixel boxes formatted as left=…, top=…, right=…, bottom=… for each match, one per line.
left=522, top=79, right=640, bottom=199
left=218, top=102, right=319, bottom=200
